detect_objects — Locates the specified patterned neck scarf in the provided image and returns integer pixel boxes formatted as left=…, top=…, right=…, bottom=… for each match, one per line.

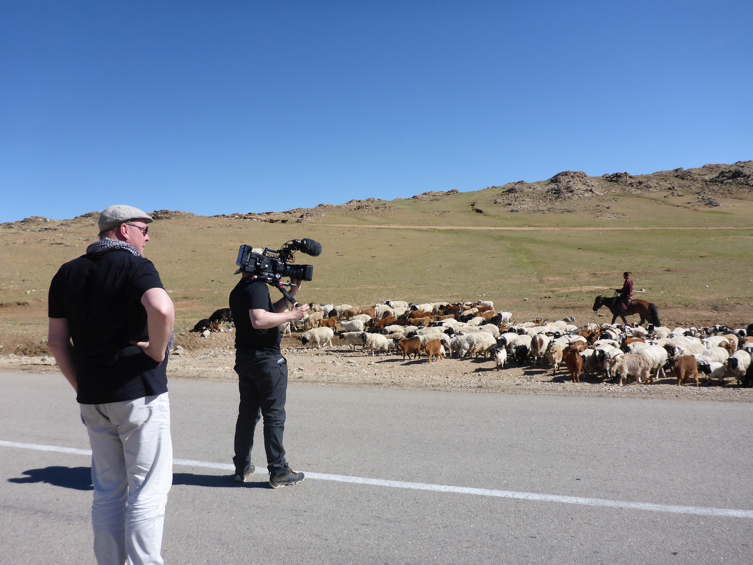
left=86, top=238, right=141, bottom=257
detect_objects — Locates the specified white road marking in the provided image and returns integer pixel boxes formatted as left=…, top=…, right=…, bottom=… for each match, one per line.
left=3, top=440, right=752, bottom=519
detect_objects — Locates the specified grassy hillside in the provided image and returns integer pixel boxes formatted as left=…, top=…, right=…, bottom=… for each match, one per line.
left=2, top=162, right=753, bottom=354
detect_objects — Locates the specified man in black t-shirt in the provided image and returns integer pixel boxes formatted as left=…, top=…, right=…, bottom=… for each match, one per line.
left=48, top=204, right=174, bottom=565
left=229, top=272, right=309, bottom=487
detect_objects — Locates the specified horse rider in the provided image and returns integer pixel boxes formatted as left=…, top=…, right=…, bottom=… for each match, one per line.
left=613, top=271, right=633, bottom=314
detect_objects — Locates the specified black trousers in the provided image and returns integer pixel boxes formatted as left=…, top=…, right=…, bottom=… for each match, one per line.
left=233, top=352, right=288, bottom=475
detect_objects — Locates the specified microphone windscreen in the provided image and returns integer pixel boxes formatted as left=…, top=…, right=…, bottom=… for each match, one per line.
left=299, top=238, right=322, bottom=257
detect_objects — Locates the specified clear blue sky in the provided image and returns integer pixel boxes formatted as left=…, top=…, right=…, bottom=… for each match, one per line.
left=2, top=1, right=751, bottom=223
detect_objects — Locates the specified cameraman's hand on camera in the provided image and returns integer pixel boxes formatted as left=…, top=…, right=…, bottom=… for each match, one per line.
left=291, top=302, right=309, bottom=321
left=289, top=278, right=303, bottom=295
left=287, top=279, right=308, bottom=320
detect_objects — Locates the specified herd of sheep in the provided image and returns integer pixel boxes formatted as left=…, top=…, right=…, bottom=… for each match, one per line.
left=286, top=300, right=753, bottom=388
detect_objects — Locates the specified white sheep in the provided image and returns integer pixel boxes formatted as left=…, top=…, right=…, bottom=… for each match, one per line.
left=338, top=319, right=365, bottom=333
left=592, top=339, right=620, bottom=350
left=498, top=332, right=533, bottom=356
left=416, top=327, right=445, bottom=337
left=624, top=340, right=648, bottom=353
left=530, top=333, right=552, bottom=366
left=599, top=326, right=623, bottom=341
left=650, top=326, right=672, bottom=339
left=703, top=335, right=732, bottom=349
left=362, top=332, right=392, bottom=355
left=478, top=324, right=500, bottom=338
left=460, top=332, right=497, bottom=358
left=374, top=304, right=394, bottom=319
left=382, top=325, right=406, bottom=337
left=546, top=320, right=574, bottom=333
left=341, top=331, right=367, bottom=350
left=546, top=338, right=569, bottom=374
left=669, top=327, right=690, bottom=338
left=697, top=346, right=730, bottom=365
left=633, top=344, right=669, bottom=382
left=417, top=332, right=450, bottom=348
left=580, top=348, right=599, bottom=376
left=492, top=345, right=507, bottom=370
left=301, top=311, right=323, bottom=331
left=350, top=313, right=373, bottom=325
left=697, top=361, right=726, bottom=384
left=610, top=353, right=653, bottom=386
left=391, top=306, right=410, bottom=318
left=448, top=335, right=465, bottom=358
left=332, top=304, right=354, bottom=317
left=497, top=311, right=513, bottom=325
left=625, top=325, right=649, bottom=338
left=725, top=350, right=751, bottom=385
left=300, top=327, right=334, bottom=349
left=667, top=336, right=706, bottom=360
left=597, top=345, right=623, bottom=379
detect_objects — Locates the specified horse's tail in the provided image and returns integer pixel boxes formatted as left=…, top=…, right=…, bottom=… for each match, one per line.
left=648, top=303, right=661, bottom=327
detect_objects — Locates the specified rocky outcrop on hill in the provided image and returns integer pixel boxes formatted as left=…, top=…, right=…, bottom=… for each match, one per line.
left=218, top=198, right=393, bottom=223
left=489, top=161, right=752, bottom=213
left=2, top=209, right=194, bottom=231
left=151, top=210, right=195, bottom=220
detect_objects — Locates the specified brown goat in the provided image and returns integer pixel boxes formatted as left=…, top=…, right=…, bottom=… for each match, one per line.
left=319, top=317, right=337, bottom=329
left=421, top=339, right=443, bottom=363
left=374, top=316, right=398, bottom=329
left=563, top=346, right=583, bottom=383
left=673, top=355, right=700, bottom=387
left=397, top=337, right=422, bottom=361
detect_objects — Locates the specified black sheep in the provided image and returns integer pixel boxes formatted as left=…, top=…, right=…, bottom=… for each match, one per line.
left=209, top=308, right=233, bottom=323
left=191, top=319, right=211, bottom=332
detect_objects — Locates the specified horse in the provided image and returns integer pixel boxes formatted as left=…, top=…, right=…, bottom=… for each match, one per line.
left=592, top=294, right=661, bottom=326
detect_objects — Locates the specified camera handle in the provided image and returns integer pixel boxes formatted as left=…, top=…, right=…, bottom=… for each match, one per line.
left=275, top=282, right=299, bottom=308
left=250, top=275, right=300, bottom=308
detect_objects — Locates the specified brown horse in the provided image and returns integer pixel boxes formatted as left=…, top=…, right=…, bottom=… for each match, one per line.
left=592, top=294, right=661, bottom=326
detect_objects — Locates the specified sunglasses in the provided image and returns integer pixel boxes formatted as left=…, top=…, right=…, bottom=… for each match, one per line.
left=125, top=223, right=149, bottom=236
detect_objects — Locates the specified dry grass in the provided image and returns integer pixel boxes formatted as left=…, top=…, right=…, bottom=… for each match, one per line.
left=2, top=180, right=753, bottom=357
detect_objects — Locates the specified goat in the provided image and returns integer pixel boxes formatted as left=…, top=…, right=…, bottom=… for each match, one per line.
left=563, top=346, right=583, bottom=383
left=397, top=337, right=422, bottom=360
left=610, top=353, right=653, bottom=386
left=673, top=355, right=699, bottom=387
left=421, top=339, right=444, bottom=363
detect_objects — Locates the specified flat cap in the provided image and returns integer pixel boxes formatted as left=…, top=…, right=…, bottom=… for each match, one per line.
left=98, top=205, right=153, bottom=233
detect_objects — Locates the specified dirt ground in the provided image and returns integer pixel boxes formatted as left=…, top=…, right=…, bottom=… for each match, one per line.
left=4, top=327, right=753, bottom=404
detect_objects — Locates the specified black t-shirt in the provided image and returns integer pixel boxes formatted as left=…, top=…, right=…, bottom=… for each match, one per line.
left=48, top=249, right=168, bottom=404
left=229, top=277, right=281, bottom=353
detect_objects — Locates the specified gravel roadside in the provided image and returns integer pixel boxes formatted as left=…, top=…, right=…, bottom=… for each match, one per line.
left=5, top=331, right=752, bottom=403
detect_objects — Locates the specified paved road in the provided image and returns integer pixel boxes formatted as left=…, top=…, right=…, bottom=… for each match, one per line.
left=1, top=372, right=752, bottom=564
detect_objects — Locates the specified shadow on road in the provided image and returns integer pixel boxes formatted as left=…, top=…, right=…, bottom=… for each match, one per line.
left=8, top=466, right=93, bottom=491
left=172, top=472, right=270, bottom=489
left=7, top=467, right=272, bottom=491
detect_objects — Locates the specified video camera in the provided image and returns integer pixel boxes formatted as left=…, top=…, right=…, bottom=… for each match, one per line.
left=235, top=238, right=322, bottom=282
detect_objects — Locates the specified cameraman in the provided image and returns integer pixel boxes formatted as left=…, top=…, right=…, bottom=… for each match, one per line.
left=229, top=272, right=309, bottom=488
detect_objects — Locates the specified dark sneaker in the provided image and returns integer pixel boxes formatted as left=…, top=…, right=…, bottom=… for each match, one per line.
left=233, top=464, right=255, bottom=483
left=269, top=465, right=305, bottom=489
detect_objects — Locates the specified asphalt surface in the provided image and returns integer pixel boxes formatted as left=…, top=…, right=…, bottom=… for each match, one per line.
left=1, top=371, right=752, bottom=564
